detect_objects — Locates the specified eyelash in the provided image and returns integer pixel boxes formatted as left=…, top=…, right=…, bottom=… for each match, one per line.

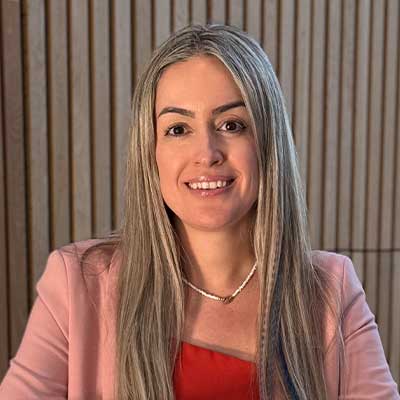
left=164, top=120, right=247, bottom=137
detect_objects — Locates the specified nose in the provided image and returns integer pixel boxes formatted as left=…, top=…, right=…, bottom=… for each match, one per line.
left=194, top=129, right=224, bottom=167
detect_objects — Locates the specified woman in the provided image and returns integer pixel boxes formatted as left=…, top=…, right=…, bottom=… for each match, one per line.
left=0, top=24, right=398, bottom=400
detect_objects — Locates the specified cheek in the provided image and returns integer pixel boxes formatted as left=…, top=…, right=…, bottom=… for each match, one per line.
left=155, top=147, right=181, bottom=199
left=235, top=146, right=259, bottom=180
left=239, top=148, right=259, bottom=200
left=156, top=155, right=170, bottom=192
left=155, top=151, right=166, bottom=181
left=246, top=143, right=259, bottom=179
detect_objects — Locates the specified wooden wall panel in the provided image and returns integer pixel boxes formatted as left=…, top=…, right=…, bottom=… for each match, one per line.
left=392, top=251, right=400, bottom=383
left=155, top=0, right=171, bottom=47
left=229, top=0, right=244, bottom=30
left=278, top=0, right=294, bottom=122
left=23, top=0, right=50, bottom=305
left=262, top=0, right=278, bottom=70
left=379, top=0, right=399, bottom=356
left=1, top=0, right=399, bottom=386
left=134, top=0, right=152, bottom=79
left=111, top=0, right=131, bottom=228
left=69, top=0, right=92, bottom=241
left=364, top=0, right=385, bottom=315
left=174, top=0, right=190, bottom=31
left=191, top=0, right=207, bottom=25
left=209, top=0, right=226, bottom=24
left=337, top=0, right=355, bottom=260
left=392, top=65, right=400, bottom=379
left=1, top=0, right=29, bottom=359
left=90, top=0, right=112, bottom=238
left=293, top=0, right=311, bottom=189
left=46, top=0, right=70, bottom=250
left=391, top=14, right=400, bottom=377
left=308, top=0, right=326, bottom=250
left=322, top=0, right=341, bottom=251
left=0, top=21, right=9, bottom=379
left=246, top=0, right=262, bottom=43
left=351, top=0, right=370, bottom=283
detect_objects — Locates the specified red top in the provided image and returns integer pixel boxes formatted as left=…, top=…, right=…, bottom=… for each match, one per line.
left=173, top=341, right=260, bottom=399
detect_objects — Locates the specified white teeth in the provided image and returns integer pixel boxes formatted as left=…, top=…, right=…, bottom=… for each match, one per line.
left=188, top=180, right=232, bottom=190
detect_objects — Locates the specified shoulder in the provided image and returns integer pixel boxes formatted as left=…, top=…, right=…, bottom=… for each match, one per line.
left=311, top=250, right=364, bottom=314
left=38, top=238, right=116, bottom=279
left=59, top=238, right=119, bottom=274
left=311, top=249, right=347, bottom=278
left=36, top=238, right=121, bottom=307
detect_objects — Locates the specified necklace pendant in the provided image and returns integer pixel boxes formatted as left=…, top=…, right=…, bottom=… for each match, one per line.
left=182, top=262, right=257, bottom=304
left=222, top=295, right=234, bottom=304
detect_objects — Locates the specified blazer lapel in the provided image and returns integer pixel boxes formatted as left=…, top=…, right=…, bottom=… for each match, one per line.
left=102, top=248, right=121, bottom=399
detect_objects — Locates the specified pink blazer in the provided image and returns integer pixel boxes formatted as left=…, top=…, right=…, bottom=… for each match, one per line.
left=0, top=239, right=399, bottom=399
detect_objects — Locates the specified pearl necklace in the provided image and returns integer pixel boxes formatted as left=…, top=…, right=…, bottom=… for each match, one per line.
left=182, top=262, right=257, bottom=304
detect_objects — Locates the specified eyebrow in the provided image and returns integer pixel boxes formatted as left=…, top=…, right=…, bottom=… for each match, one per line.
left=157, top=100, right=246, bottom=119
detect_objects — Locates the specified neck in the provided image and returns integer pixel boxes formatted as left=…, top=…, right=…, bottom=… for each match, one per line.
left=175, top=219, right=256, bottom=295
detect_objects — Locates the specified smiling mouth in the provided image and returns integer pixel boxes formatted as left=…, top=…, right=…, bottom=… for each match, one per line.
left=185, top=179, right=235, bottom=190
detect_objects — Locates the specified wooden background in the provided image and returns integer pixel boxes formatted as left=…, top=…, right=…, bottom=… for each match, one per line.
left=1, top=0, right=399, bottom=385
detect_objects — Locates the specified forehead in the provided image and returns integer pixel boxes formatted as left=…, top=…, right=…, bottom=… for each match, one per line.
left=155, top=55, right=244, bottom=114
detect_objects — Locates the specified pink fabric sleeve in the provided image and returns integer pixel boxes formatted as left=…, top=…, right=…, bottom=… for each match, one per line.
left=340, top=255, right=399, bottom=399
left=0, top=250, right=68, bottom=399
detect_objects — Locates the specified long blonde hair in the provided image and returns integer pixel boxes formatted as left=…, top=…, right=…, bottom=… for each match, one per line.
left=113, top=24, right=342, bottom=399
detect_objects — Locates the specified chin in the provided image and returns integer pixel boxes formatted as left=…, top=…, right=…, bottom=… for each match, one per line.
left=169, top=203, right=257, bottom=233
left=181, top=213, right=245, bottom=232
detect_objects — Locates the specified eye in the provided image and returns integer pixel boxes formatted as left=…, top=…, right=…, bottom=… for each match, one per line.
left=164, top=124, right=189, bottom=137
left=218, top=120, right=247, bottom=133
left=163, top=120, right=247, bottom=137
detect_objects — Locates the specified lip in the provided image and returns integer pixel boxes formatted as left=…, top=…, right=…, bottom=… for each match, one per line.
left=184, top=177, right=236, bottom=197
left=184, top=175, right=236, bottom=184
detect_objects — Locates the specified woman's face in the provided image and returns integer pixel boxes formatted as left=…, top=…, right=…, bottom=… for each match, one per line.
left=155, top=55, right=259, bottom=232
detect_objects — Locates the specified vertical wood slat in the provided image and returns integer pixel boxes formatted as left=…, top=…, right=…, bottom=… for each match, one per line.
left=229, top=0, right=244, bottom=30
left=391, top=252, right=400, bottom=383
left=23, top=0, right=50, bottom=305
left=90, top=0, right=112, bottom=237
left=322, top=0, right=341, bottom=252
left=378, top=0, right=400, bottom=356
left=351, top=0, right=371, bottom=283
left=1, top=0, right=29, bottom=356
left=111, top=0, right=131, bottom=228
left=363, top=0, right=385, bottom=316
left=134, top=0, right=152, bottom=79
left=209, top=0, right=226, bottom=24
left=174, top=0, right=190, bottom=31
left=246, top=0, right=261, bottom=43
left=393, top=10, right=400, bottom=286
left=308, top=0, right=326, bottom=250
left=191, top=0, right=207, bottom=25
left=0, top=16, right=9, bottom=377
left=337, top=0, right=356, bottom=260
left=155, top=0, right=171, bottom=48
left=391, top=41, right=400, bottom=380
left=69, top=0, right=92, bottom=241
left=262, top=0, right=279, bottom=70
left=278, top=0, right=294, bottom=122
left=379, top=0, right=398, bottom=253
left=378, top=253, right=391, bottom=357
left=293, top=0, right=311, bottom=190
left=391, top=2, right=400, bottom=378
left=47, top=0, right=70, bottom=249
